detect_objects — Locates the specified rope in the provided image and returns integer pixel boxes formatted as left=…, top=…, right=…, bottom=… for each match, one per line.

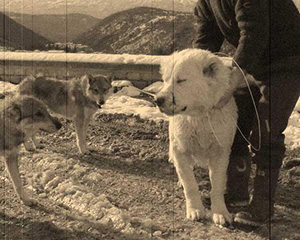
left=212, top=52, right=262, bottom=151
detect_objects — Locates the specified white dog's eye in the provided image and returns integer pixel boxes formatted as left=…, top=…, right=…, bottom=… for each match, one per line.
left=176, top=79, right=187, bottom=84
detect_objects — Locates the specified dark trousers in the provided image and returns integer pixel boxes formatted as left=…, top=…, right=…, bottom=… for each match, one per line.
left=231, top=72, right=300, bottom=170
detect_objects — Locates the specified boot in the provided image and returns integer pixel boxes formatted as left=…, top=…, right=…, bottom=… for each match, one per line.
left=234, top=167, right=280, bottom=227
left=226, top=154, right=251, bottom=207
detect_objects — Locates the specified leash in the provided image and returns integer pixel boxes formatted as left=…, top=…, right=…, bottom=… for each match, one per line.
left=211, top=52, right=262, bottom=151
left=206, top=112, right=223, bottom=146
left=136, top=88, right=157, bottom=98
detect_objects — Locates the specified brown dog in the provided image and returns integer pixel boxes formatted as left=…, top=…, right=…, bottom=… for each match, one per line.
left=18, top=75, right=112, bottom=154
left=0, top=96, right=61, bottom=205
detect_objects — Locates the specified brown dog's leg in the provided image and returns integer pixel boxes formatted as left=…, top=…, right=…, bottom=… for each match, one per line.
left=4, top=152, right=36, bottom=206
left=74, top=116, right=87, bottom=154
left=32, top=134, right=41, bottom=149
left=24, top=137, right=36, bottom=152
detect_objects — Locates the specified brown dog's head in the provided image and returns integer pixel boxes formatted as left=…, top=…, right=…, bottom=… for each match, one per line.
left=83, top=75, right=113, bottom=108
left=12, top=96, right=62, bottom=136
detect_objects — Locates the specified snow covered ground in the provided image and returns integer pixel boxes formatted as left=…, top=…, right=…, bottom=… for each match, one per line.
left=0, top=81, right=18, bottom=94
left=1, top=80, right=299, bottom=239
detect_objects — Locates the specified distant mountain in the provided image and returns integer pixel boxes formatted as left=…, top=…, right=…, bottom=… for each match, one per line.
left=3, top=0, right=197, bottom=19
left=6, top=12, right=100, bottom=43
left=0, top=12, right=52, bottom=50
left=74, top=7, right=197, bottom=55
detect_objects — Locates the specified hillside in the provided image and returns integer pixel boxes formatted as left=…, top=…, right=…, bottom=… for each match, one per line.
left=3, top=0, right=197, bottom=19
left=74, top=7, right=197, bottom=55
left=6, top=12, right=100, bottom=43
left=0, top=12, right=51, bottom=50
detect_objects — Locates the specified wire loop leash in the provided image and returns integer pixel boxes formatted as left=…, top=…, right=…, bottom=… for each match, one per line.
left=137, top=88, right=157, bottom=98
left=212, top=52, right=262, bottom=151
left=206, top=112, right=223, bottom=146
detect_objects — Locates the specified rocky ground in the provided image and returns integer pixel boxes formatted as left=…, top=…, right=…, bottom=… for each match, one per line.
left=0, top=110, right=299, bottom=240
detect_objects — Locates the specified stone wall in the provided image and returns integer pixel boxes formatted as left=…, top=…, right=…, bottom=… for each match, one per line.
left=0, top=52, right=163, bottom=89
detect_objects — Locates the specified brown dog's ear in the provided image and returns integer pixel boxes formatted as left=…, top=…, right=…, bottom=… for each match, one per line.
left=27, top=75, right=37, bottom=80
left=106, top=74, right=114, bottom=83
left=81, top=75, right=95, bottom=84
left=87, top=75, right=96, bottom=84
left=203, top=62, right=218, bottom=77
left=11, top=103, right=22, bottom=123
left=36, top=72, right=44, bottom=77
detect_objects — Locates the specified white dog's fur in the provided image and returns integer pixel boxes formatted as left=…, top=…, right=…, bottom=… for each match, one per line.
left=156, top=49, right=241, bottom=226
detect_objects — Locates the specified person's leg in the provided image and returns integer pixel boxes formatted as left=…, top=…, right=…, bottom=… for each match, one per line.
left=235, top=73, right=300, bottom=226
left=226, top=85, right=261, bottom=205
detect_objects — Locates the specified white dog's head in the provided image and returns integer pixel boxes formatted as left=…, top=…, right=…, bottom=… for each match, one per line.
left=156, top=49, right=232, bottom=116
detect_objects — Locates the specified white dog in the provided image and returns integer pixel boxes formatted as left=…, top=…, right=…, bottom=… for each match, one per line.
left=156, top=49, right=248, bottom=226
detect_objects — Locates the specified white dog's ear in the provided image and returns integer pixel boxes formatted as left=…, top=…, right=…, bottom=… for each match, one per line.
left=203, top=62, right=218, bottom=77
left=159, top=56, right=171, bottom=79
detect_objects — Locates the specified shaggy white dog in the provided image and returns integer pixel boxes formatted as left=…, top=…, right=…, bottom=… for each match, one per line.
left=156, top=49, right=245, bottom=226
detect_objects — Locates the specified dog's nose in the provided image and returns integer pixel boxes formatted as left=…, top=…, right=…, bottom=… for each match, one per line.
left=155, top=97, right=165, bottom=107
left=99, top=100, right=105, bottom=105
left=53, top=118, right=62, bottom=130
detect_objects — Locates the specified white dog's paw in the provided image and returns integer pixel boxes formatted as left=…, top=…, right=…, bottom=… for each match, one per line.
left=186, top=206, right=206, bottom=221
left=212, top=212, right=233, bottom=226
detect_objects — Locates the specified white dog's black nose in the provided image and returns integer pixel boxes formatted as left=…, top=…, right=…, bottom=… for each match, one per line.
left=155, top=97, right=165, bottom=107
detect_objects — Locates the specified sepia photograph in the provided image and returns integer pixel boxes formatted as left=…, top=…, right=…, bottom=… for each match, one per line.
left=0, top=0, right=300, bottom=239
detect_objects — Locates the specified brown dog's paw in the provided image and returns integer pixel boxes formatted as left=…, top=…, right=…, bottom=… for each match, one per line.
left=21, top=197, right=38, bottom=207
left=24, top=141, right=36, bottom=152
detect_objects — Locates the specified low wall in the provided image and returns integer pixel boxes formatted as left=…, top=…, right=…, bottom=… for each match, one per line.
left=0, top=52, right=164, bottom=89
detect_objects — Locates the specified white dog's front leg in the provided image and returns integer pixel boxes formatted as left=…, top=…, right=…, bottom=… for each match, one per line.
left=174, top=151, right=205, bottom=221
left=209, top=157, right=232, bottom=226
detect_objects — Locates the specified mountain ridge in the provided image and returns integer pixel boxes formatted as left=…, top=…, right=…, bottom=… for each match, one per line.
left=0, top=12, right=52, bottom=50
left=3, top=0, right=197, bottom=19
left=74, top=7, right=197, bottom=55
left=4, top=12, right=100, bottom=43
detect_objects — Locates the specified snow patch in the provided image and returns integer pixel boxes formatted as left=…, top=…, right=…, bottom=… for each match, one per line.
left=0, top=81, right=18, bottom=94
left=294, top=97, right=300, bottom=111
left=112, top=80, right=133, bottom=88
left=143, top=81, right=163, bottom=93
left=101, top=95, right=167, bottom=121
left=284, top=111, right=300, bottom=150
left=114, top=86, right=142, bottom=97
left=30, top=152, right=151, bottom=238
left=0, top=51, right=165, bottom=65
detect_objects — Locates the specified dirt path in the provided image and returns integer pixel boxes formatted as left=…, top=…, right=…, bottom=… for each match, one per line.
left=0, top=113, right=299, bottom=240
